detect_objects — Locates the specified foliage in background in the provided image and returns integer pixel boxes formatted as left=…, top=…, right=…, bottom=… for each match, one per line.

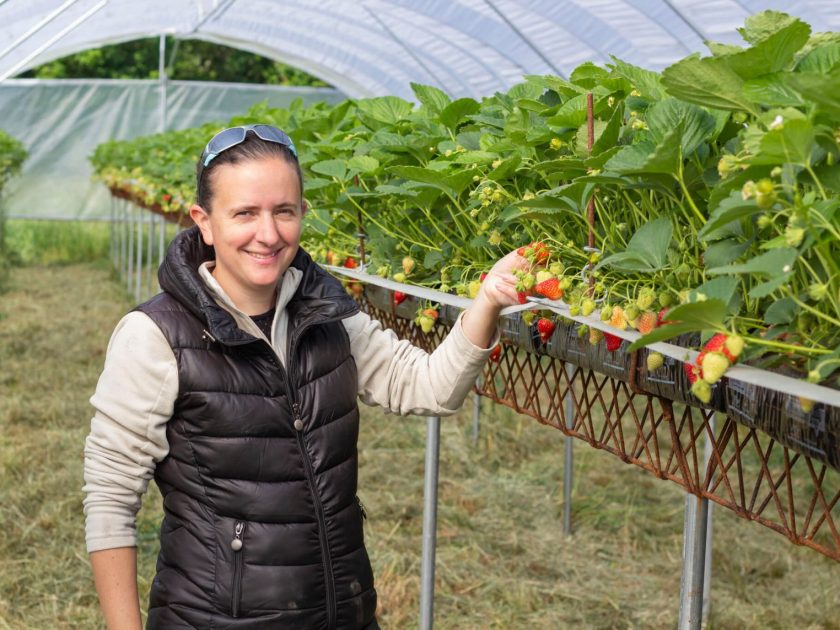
left=89, top=12, right=840, bottom=387
left=0, top=130, right=27, bottom=288
left=19, top=36, right=330, bottom=87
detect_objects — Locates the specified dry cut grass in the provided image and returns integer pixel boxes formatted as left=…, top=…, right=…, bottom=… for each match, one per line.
left=0, top=262, right=838, bottom=629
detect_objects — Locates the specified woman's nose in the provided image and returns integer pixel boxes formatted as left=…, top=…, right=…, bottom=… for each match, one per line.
left=255, top=211, right=282, bottom=244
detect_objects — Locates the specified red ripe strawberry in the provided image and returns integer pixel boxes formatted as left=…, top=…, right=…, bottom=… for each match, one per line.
left=536, top=317, right=556, bottom=342
left=531, top=241, right=550, bottom=264
left=480, top=272, right=488, bottom=282
left=162, top=193, right=172, bottom=202
left=343, top=256, right=358, bottom=269
left=423, top=307, right=439, bottom=320
left=517, top=291, right=530, bottom=304
left=604, top=332, right=622, bottom=352
left=684, top=362, right=700, bottom=384
left=704, top=333, right=727, bottom=353
left=657, top=308, right=672, bottom=326
left=393, top=291, right=407, bottom=305
left=489, top=344, right=502, bottom=362
left=534, top=277, right=563, bottom=300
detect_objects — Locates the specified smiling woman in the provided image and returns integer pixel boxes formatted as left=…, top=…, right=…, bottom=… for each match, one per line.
left=82, top=125, right=527, bottom=629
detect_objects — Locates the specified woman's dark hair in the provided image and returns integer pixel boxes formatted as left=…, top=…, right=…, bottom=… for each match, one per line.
left=195, top=133, right=304, bottom=212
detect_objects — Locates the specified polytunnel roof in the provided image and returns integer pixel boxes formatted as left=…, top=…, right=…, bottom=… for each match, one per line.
left=1, top=0, right=839, bottom=99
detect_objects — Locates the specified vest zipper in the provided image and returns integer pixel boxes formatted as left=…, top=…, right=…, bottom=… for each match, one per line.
left=292, top=401, right=337, bottom=630
left=231, top=520, right=245, bottom=618
left=283, top=311, right=352, bottom=630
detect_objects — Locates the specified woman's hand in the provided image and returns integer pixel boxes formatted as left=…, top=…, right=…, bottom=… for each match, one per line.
left=475, top=249, right=531, bottom=309
left=460, top=249, right=531, bottom=349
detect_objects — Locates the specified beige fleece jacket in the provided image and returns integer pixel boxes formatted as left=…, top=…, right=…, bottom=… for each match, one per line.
left=83, top=263, right=496, bottom=553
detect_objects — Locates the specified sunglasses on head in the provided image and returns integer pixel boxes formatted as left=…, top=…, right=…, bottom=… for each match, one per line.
left=197, top=124, right=298, bottom=195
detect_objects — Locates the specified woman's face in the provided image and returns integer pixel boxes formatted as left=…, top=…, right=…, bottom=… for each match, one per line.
left=190, top=156, right=304, bottom=312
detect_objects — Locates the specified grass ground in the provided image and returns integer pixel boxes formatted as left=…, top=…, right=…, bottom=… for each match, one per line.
left=0, top=258, right=838, bottom=629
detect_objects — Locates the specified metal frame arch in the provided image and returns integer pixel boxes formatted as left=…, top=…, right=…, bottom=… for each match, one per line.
left=366, top=0, right=523, bottom=97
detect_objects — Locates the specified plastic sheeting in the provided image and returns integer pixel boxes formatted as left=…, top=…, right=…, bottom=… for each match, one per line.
left=0, top=79, right=342, bottom=220
left=1, top=1, right=840, bottom=99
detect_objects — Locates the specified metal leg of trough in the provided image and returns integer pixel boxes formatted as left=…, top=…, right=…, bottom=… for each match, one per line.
left=126, top=204, right=134, bottom=298
left=562, top=362, right=575, bottom=535
left=134, top=209, right=143, bottom=304
left=471, top=382, right=481, bottom=447
left=420, top=415, right=441, bottom=630
left=678, top=413, right=716, bottom=629
left=702, top=415, right=716, bottom=624
left=109, top=196, right=115, bottom=268
left=147, top=213, right=155, bottom=298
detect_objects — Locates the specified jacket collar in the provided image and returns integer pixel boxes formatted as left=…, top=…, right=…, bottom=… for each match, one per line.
left=158, top=226, right=359, bottom=345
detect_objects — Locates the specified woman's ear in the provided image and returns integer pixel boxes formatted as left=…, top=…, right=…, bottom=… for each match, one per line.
left=190, top=204, right=214, bottom=245
left=301, top=198, right=309, bottom=217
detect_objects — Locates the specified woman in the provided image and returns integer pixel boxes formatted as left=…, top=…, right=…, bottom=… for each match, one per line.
left=84, top=124, right=526, bottom=629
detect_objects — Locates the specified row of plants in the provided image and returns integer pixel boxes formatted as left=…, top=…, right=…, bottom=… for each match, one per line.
left=90, top=11, right=840, bottom=401
left=0, top=129, right=28, bottom=287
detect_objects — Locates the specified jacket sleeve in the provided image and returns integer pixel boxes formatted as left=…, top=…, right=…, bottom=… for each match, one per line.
left=82, top=312, right=177, bottom=553
left=343, top=310, right=498, bottom=416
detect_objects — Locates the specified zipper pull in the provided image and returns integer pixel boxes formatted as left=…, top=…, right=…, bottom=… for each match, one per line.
left=356, top=495, right=367, bottom=520
left=231, top=521, right=244, bottom=551
left=292, top=402, right=304, bottom=432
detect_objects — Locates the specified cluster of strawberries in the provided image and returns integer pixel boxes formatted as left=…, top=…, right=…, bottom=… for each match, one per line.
left=679, top=333, right=745, bottom=403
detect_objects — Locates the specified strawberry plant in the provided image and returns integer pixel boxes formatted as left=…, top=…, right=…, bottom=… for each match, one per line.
left=89, top=11, right=840, bottom=396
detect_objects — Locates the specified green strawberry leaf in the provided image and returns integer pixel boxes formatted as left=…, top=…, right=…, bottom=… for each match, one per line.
left=661, top=54, right=756, bottom=113
left=488, top=154, right=522, bottom=181
left=348, top=155, right=380, bottom=174
left=702, top=238, right=752, bottom=268
left=646, top=99, right=717, bottom=155
left=689, top=277, right=741, bottom=314
left=356, top=96, right=414, bottom=126
left=311, top=159, right=348, bottom=181
left=410, top=83, right=451, bottom=115
left=546, top=94, right=589, bottom=128
left=609, top=56, right=665, bottom=100
left=604, top=127, right=682, bottom=175
left=764, top=297, right=798, bottom=324
left=749, top=118, right=815, bottom=166
left=742, top=74, right=805, bottom=107
left=724, top=14, right=811, bottom=78
left=439, top=98, right=481, bottom=133
left=707, top=247, right=798, bottom=277
left=748, top=273, right=792, bottom=298
left=785, top=67, right=840, bottom=116
left=628, top=300, right=727, bottom=351
left=599, top=216, right=672, bottom=272
left=796, top=42, right=840, bottom=73
left=699, top=191, right=759, bottom=240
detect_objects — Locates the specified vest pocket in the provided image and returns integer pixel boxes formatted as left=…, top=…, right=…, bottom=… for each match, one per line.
left=231, top=520, right=246, bottom=617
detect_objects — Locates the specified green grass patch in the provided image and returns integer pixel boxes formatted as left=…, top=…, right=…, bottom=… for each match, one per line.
left=0, top=262, right=838, bottom=629
left=3, top=219, right=110, bottom=266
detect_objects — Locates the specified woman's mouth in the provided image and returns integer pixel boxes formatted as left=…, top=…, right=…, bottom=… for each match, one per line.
left=246, top=249, right=280, bottom=261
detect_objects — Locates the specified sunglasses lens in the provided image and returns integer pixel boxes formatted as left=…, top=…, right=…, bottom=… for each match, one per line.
left=251, top=125, right=297, bottom=157
left=206, top=127, right=248, bottom=155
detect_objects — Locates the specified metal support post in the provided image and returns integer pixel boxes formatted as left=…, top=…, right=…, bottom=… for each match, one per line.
left=126, top=205, right=134, bottom=297
left=109, top=196, right=115, bottom=268
left=471, top=383, right=481, bottom=447
left=678, top=413, right=716, bottom=629
left=703, top=415, right=716, bottom=623
left=146, top=214, right=157, bottom=297
left=420, top=416, right=441, bottom=630
left=562, top=362, right=575, bottom=534
left=135, top=211, right=143, bottom=304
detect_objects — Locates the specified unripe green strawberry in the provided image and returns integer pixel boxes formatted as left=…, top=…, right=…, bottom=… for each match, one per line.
left=646, top=352, right=665, bottom=371
left=701, top=352, right=730, bottom=384
left=402, top=256, right=416, bottom=275
left=559, top=277, right=572, bottom=291
left=636, top=288, right=656, bottom=310
left=521, top=273, right=536, bottom=290
left=549, top=261, right=564, bottom=275
left=569, top=304, right=581, bottom=316
left=808, top=283, right=827, bottom=301
left=581, top=298, right=596, bottom=316
left=756, top=214, right=771, bottom=229
left=624, top=303, right=640, bottom=322
left=589, top=327, right=604, bottom=345
left=577, top=324, right=588, bottom=338
left=724, top=335, right=745, bottom=361
left=785, top=226, right=804, bottom=247
left=522, top=310, right=536, bottom=326
left=535, top=270, right=554, bottom=284
left=691, top=379, right=712, bottom=404
left=376, top=265, right=390, bottom=278
left=468, top=280, right=482, bottom=299
left=419, top=315, right=435, bottom=333
left=393, top=272, right=407, bottom=283
left=600, top=304, right=612, bottom=322
left=755, top=178, right=776, bottom=209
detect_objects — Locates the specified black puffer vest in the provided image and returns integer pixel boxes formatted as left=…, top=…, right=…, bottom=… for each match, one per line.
left=138, top=227, right=376, bottom=629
